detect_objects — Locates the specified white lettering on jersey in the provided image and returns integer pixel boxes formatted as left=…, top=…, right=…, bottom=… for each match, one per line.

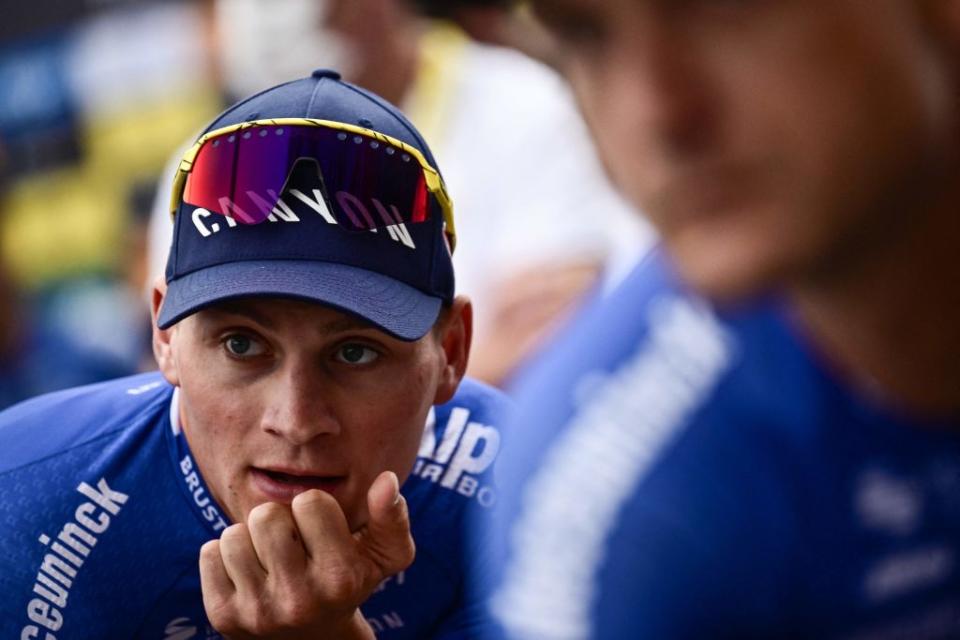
left=855, top=469, right=922, bottom=537
left=365, top=611, right=405, bottom=633
left=179, top=455, right=229, bottom=532
left=433, top=408, right=469, bottom=464
left=413, top=406, right=501, bottom=506
left=492, top=295, right=734, bottom=639
left=440, top=421, right=500, bottom=489
left=22, top=477, right=130, bottom=638
left=126, top=381, right=163, bottom=396
left=163, top=617, right=198, bottom=640
left=864, top=546, right=955, bottom=603
left=373, top=571, right=407, bottom=594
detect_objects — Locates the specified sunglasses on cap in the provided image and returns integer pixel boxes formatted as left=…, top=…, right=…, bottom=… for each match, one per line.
left=169, top=118, right=457, bottom=251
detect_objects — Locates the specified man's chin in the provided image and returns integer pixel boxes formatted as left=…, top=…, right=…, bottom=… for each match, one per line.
left=669, top=241, right=784, bottom=307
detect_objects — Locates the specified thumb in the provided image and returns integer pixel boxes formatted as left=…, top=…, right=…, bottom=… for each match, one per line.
left=357, top=471, right=416, bottom=578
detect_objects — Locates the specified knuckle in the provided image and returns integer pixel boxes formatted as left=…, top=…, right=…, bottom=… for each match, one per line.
left=247, top=501, right=288, bottom=528
left=292, top=488, right=337, bottom=515
left=276, top=592, right=316, bottom=626
left=219, top=522, right=249, bottom=546
left=317, top=563, right=363, bottom=603
left=207, top=591, right=305, bottom=636
left=199, top=539, right=220, bottom=562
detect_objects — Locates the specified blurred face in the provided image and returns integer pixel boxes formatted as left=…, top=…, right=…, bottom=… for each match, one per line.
left=155, top=295, right=468, bottom=530
left=320, top=0, right=404, bottom=85
left=533, top=0, right=959, bottom=299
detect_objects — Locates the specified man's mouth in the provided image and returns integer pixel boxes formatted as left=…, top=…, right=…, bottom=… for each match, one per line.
left=250, top=467, right=346, bottom=501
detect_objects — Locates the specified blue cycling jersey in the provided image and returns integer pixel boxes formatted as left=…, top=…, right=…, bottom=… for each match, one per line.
left=482, top=251, right=960, bottom=639
left=0, top=373, right=508, bottom=639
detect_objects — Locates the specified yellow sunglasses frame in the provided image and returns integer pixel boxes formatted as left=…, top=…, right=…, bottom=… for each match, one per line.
left=169, top=118, right=457, bottom=251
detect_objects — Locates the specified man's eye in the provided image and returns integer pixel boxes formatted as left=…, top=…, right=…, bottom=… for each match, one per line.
left=335, top=344, right=379, bottom=365
left=223, top=334, right=264, bottom=357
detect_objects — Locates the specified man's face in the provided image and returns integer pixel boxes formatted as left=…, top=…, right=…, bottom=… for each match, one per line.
left=156, top=296, right=465, bottom=530
left=534, top=0, right=958, bottom=300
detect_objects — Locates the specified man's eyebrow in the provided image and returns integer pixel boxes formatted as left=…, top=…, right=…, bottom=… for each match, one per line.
left=202, top=301, right=273, bottom=327
left=317, top=314, right=379, bottom=334
left=201, top=300, right=383, bottom=335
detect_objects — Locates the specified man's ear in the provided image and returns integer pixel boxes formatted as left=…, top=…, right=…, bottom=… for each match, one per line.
left=432, top=296, right=473, bottom=406
left=151, top=277, right=180, bottom=386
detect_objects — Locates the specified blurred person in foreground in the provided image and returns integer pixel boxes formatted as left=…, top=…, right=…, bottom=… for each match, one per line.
left=0, top=71, right=508, bottom=638
left=322, top=0, right=652, bottom=386
left=380, top=0, right=558, bottom=70
left=148, top=0, right=652, bottom=387
left=477, top=1, right=960, bottom=638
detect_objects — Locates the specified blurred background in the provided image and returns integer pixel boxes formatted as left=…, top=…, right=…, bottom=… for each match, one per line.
left=0, top=0, right=652, bottom=409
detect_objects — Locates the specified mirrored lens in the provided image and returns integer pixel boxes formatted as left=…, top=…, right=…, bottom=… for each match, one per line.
left=182, top=124, right=433, bottom=230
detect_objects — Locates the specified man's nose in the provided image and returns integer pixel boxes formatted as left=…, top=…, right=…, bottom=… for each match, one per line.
left=260, top=360, right=340, bottom=446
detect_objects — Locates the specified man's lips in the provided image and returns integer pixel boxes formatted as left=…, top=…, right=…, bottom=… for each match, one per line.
left=250, top=467, right=347, bottom=502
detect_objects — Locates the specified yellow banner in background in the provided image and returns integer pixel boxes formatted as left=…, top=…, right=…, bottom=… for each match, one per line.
left=1, top=88, right=221, bottom=289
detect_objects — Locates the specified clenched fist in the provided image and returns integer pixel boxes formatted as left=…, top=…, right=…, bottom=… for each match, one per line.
left=199, top=471, right=416, bottom=639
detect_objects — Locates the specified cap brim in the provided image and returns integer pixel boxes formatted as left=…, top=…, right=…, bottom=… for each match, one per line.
left=157, top=260, right=443, bottom=341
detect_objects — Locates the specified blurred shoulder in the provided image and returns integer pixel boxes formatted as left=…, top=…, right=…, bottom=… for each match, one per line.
left=0, top=372, right=173, bottom=475
left=442, top=377, right=513, bottom=426
left=508, top=249, right=705, bottom=400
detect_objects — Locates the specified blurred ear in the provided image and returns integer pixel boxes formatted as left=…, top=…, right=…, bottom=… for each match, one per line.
left=151, top=277, right=180, bottom=387
left=432, top=296, right=473, bottom=405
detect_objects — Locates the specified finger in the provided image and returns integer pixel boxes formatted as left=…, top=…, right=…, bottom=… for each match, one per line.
left=217, top=522, right=267, bottom=595
left=199, top=538, right=235, bottom=597
left=356, top=471, right=416, bottom=576
left=246, top=501, right=308, bottom=578
left=199, top=539, right=239, bottom=630
left=290, top=489, right=355, bottom=561
left=290, top=489, right=364, bottom=602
